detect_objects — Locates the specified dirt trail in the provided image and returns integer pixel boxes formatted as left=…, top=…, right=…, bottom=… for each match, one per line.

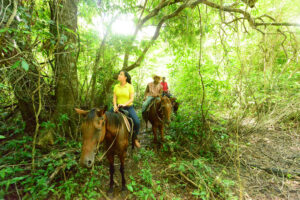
left=95, top=120, right=300, bottom=200
left=239, top=127, right=300, bottom=199
left=98, top=122, right=161, bottom=200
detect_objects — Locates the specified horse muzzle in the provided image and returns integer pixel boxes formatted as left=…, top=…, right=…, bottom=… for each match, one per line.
left=79, top=154, right=95, bottom=168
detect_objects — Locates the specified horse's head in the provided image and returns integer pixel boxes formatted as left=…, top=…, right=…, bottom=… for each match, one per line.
left=75, top=107, right=107, bottom=168
left=170, top=97, right=179, bottom=114
left=160, top=96, right=172, bottom=125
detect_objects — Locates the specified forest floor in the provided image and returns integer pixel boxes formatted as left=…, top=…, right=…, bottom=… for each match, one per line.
left=237, top=121, right=300, bottom=200
left=2, top=115, right=299, bottom=199
left=94, top=119, right=300, bottom=200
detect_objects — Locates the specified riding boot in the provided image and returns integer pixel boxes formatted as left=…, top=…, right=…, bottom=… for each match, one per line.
left=132, top=133, right=141, bottom=149
left=134, top=138, right=141, bottom=148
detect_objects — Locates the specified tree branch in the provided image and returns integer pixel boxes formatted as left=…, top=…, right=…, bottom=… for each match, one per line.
left=123, top=1, right=189, bottom=72
left=197, top=0, right=300, bottom=28
left=122, top=0, right=300, bottom=72
left=255, top=22, right=300, bottom=27
left=5, top=0, right=17, bottom=28
left=123, top=0, right=182, bottom=68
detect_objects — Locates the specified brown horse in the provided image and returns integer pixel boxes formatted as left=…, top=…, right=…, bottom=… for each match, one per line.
left=170, top=97, right=180, bottom=114
left=75, top=107, right=129, bottom=193
left=145, top=96, right=172, bottom=143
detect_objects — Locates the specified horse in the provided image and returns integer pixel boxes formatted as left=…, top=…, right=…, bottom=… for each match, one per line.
left=145, top=96, right=172, bottom=143
left=169, top=97, right=180, bottom=114
left=75, top=107, right=129, bottom=193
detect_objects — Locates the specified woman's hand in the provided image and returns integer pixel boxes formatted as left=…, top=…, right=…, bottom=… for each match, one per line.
left=113, top=105, right=119, bottom=112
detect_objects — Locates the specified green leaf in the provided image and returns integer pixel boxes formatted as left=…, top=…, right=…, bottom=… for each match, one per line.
left=11, top=61, right=20, bottom=69
left=21, top=60, right=29, bottom=71
left=0, top=135, right=5, bottom=139
left=127, top=184, right=133, bottom=192
left=0, top=83, right=8, bottom=89
left=0, top=28, right=8, bottom=33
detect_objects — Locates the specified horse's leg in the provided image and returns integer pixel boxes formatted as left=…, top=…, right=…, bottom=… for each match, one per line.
left=119, top=152, right=127, bottom=191
left=159, top=124, right=164, bottom=142
left=152, top=125, right=158, bottom=143
left=107, top=153, right=114, bottom=193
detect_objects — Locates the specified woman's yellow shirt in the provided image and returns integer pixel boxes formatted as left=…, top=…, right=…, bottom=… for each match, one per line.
left=113, top=83, right=134, bottom=106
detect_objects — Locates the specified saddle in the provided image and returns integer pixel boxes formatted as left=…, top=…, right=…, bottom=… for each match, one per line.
left=118, top=108, right=133, bottom=135
left=146, top=97, right=160, bottom=113
left=143, top=97, right=160, bottom=126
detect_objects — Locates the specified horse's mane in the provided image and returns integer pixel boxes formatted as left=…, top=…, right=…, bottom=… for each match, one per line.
left=104, top=111, right=123, bottom=131
left=86, top=108, right=97, bottom=123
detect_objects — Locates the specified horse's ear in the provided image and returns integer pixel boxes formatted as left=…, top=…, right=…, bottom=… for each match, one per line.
left=75, top=108, right=88, bottom=117
left=96, top=109, right=104, bottom=117
left=170, top=98, right=176, bottom=106
left=96, top=105, right=107, bottom=116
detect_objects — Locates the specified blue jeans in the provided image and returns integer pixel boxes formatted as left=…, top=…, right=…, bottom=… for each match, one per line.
left=142, top=96, right=160, bottom=112
left=109, top=106, right=140, bottom=137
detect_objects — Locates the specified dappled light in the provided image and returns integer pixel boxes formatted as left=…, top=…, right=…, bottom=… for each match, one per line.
left=1, top=0, right=299, bottom=199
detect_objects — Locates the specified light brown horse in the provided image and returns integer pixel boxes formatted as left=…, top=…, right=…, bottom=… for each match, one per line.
left=145, top=96, right=172, bottom=143
left=75, top=107, right=129, bottom=193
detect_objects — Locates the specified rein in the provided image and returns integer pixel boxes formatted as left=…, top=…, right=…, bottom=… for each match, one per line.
left=95, top=114, right=120, bottom=163
left=154, top=98, right=164, bottom=122
left=94, top=111, right=132, bottom=164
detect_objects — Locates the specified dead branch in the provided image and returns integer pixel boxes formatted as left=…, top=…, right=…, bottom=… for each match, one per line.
left=245, top=163, right=300, bottom=178
left=179, top=171, right=200, bottom=188
left=48, top=163, right=67, bottom=184
left=98, top=188, right=110, bottom=200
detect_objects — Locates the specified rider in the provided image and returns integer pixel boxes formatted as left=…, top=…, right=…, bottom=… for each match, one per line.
left=142, top=75, right=163, bottom=122
left=161, top=77, right=171, bottom=98
left=112, top=70, right=141, bottom=148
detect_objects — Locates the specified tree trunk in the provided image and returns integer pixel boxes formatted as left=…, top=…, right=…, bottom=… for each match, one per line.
left=52, top=0, right=79, bottom=137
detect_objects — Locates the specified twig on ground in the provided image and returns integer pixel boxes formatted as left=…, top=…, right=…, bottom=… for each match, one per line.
left=48, top=163, right=67, bottom=184
left=98, top=188, right=110, bottom=200
left=15, top=183, right=21, bottom=200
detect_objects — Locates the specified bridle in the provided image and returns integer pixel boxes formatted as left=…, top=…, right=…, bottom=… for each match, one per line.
left=94, top=113, right=120, bottom=164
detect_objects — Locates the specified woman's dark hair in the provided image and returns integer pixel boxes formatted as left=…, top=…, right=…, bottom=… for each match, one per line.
left=120, top=70, right=131, bottom=84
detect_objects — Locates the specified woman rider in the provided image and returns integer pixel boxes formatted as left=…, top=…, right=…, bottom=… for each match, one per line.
left=112, top=70, right=141, bottom=148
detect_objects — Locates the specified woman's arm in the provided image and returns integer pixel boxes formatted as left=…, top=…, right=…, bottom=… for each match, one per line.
left=113, top=93, right=118, bottom=112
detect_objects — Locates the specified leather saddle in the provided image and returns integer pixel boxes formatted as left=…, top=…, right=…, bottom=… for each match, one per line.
left=119, top=108, right=133, bottom=134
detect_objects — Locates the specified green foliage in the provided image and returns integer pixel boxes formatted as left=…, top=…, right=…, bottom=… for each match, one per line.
left=1, top=0, right=299, bottom=199
left=168, top=158, right=237, bottom=199
left=40, top=121, right=55, bottom=129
